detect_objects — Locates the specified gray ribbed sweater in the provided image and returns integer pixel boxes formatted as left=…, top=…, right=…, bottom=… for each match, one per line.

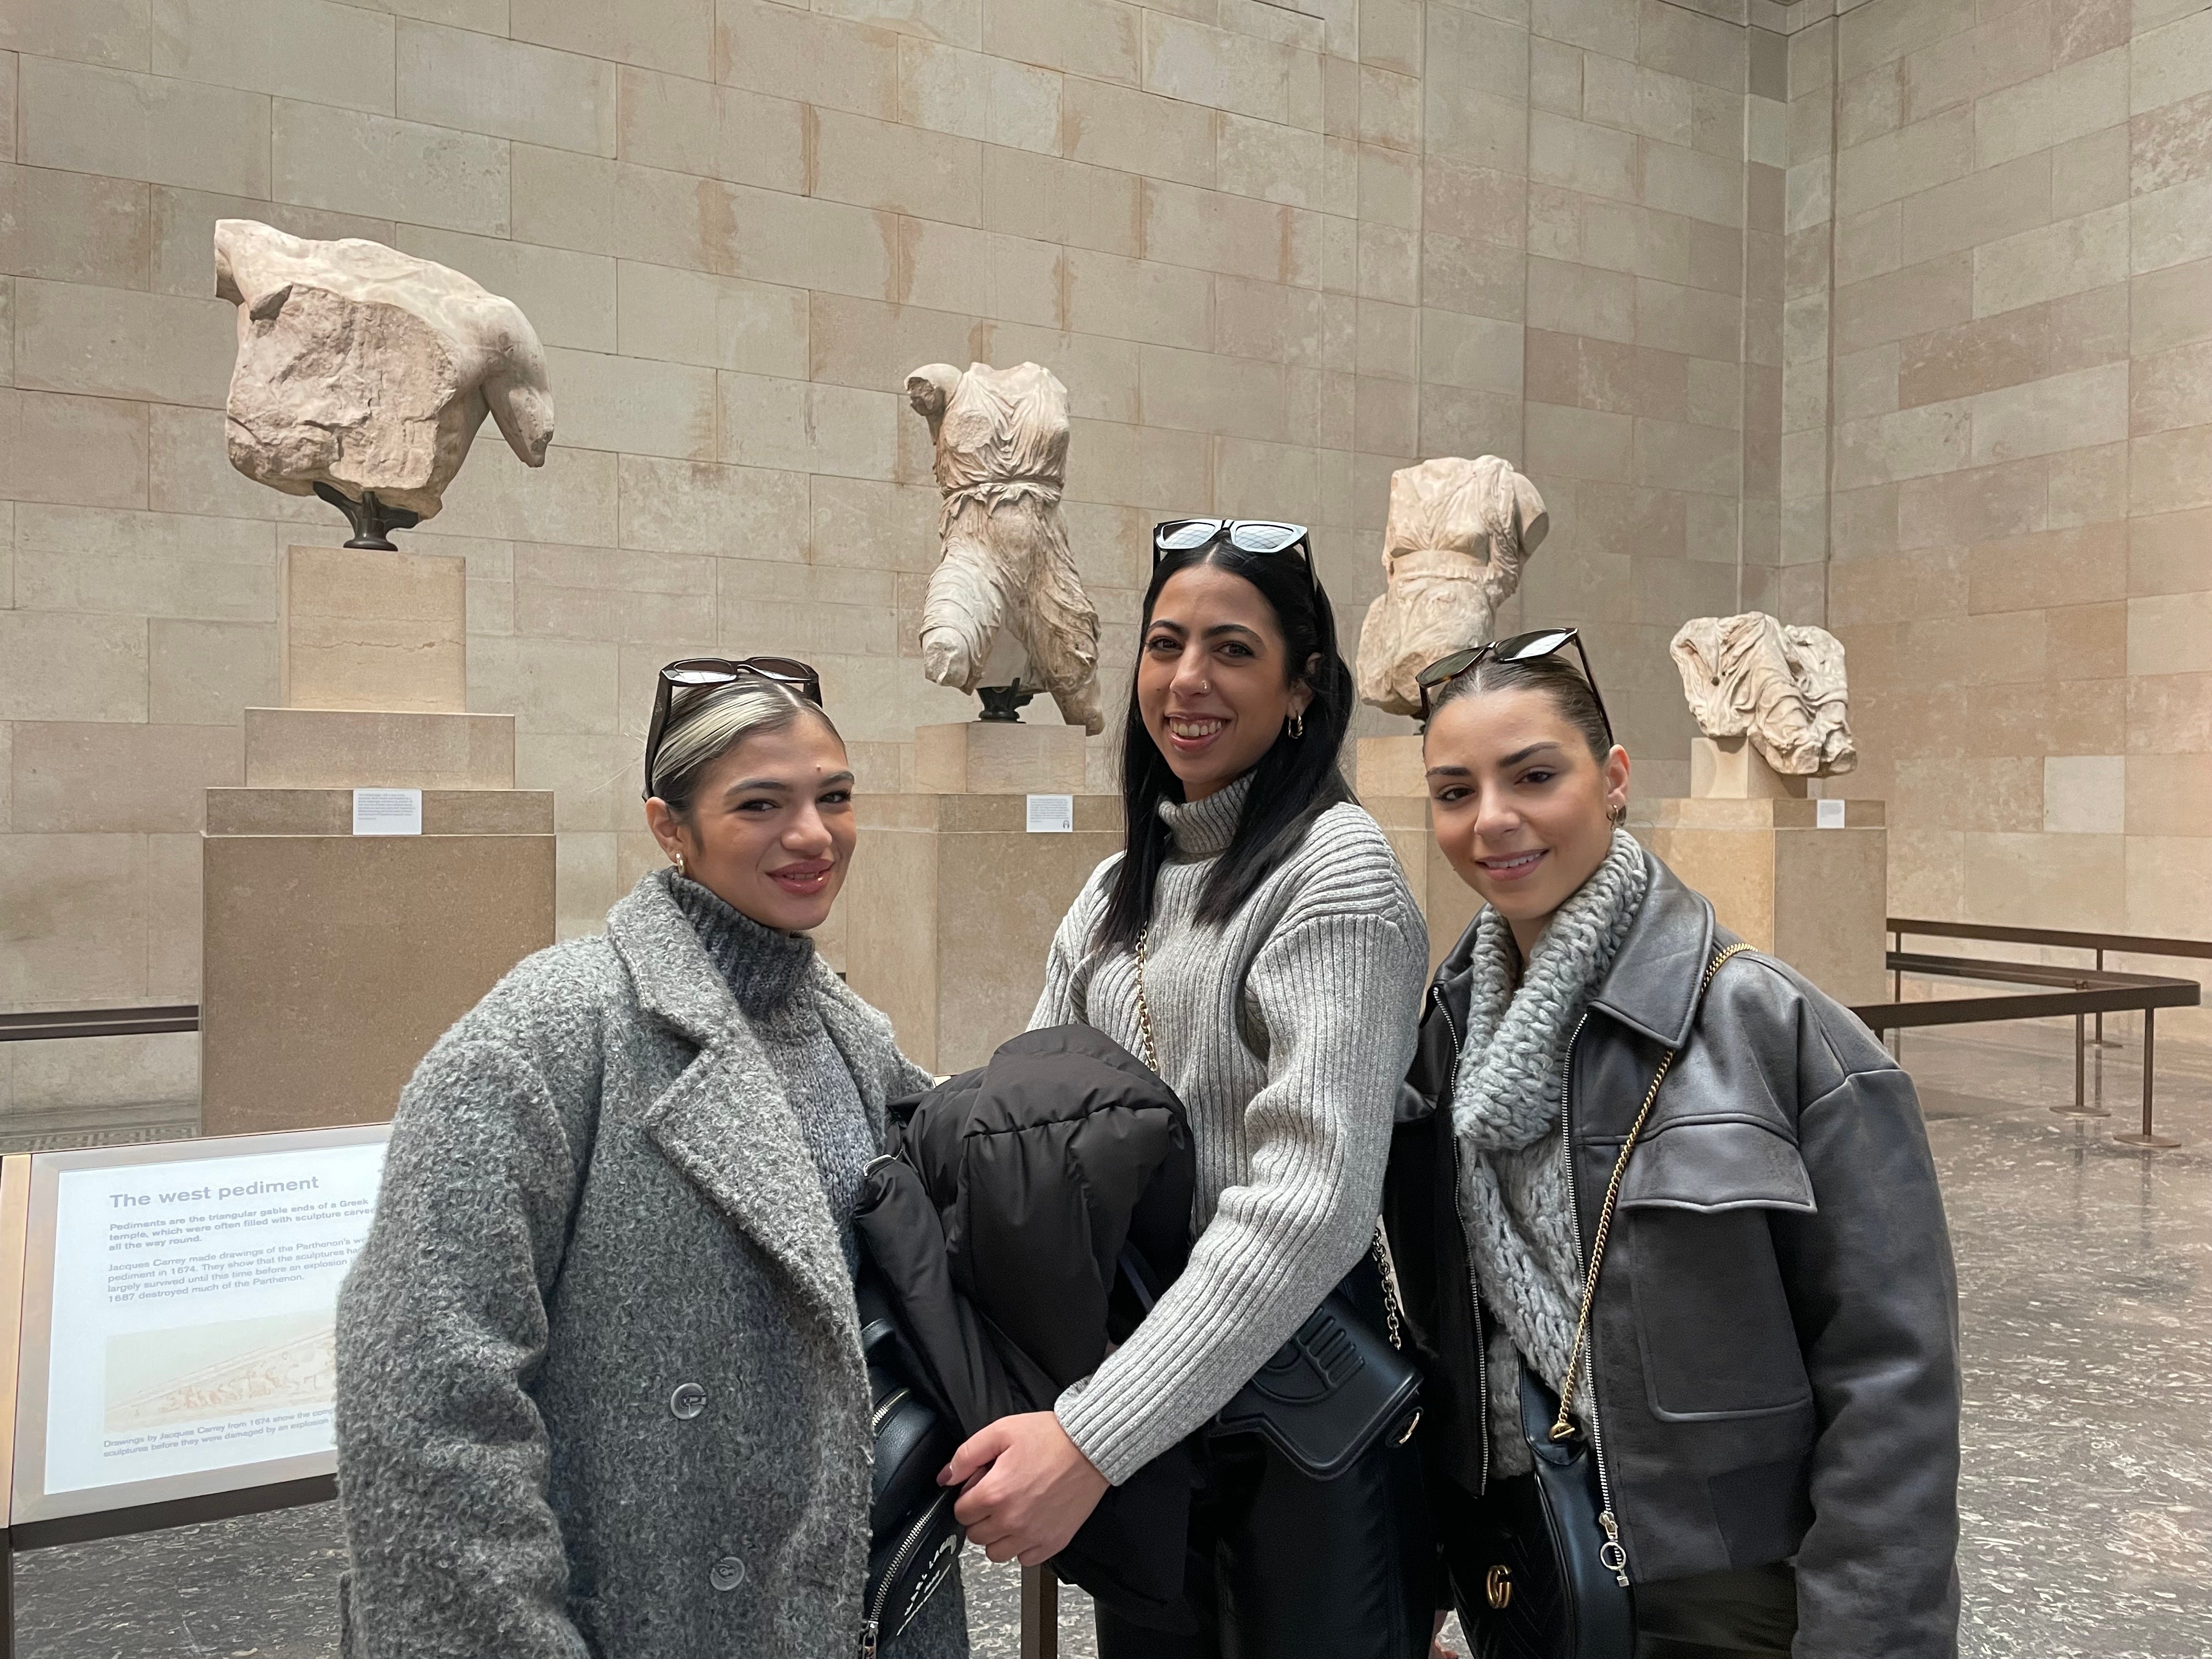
left=1031, top=776, right=1427, bottom=1485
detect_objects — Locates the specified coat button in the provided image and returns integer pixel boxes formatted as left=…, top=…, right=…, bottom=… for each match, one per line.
left=670, top=1382, right=707, bottom=1419
left=709, top=1557, right=746, bottom=1592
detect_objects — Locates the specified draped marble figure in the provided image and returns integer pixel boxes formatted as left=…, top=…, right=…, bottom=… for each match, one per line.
left=906, top=361, right=1105, bottom=735
left=1357, top=455, right=1549, bottom=717
left=1669, top=612, right=1858, bottom=777
left=215, top=219, right=554, bottom=543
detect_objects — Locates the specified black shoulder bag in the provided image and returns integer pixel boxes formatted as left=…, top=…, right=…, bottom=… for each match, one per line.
left=1130, top=928, right=1423, bottom=1479
left=856, top=1272, right=963, bottom=1658
left=1455, top=943, right=1749, bottom=1659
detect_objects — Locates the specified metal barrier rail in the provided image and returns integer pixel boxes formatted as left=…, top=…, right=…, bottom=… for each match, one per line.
left=1853, top=950, right=2202, bottom=1150
left=1886, top=918, right=2212, bottom=959
left=1887, top=917, right=2212, bottom=1051
left=0, top=1007, right=199, bottom=1042
left=1022, top=1566, right=1058, bottom=1657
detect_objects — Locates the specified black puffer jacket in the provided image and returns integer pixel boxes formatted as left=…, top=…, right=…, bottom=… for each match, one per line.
left=1384, top=854, right=1961, bottom=1658
left=853, top=1023, right=1197, bottom=1620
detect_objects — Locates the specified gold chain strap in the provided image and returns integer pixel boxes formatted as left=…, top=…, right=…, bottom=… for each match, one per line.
left=1132, top=924, right=1408, bottom=1352
left=1134, top=924, right=1161, bottom=1076
left=1550, top=941, right=1751, bottom=1440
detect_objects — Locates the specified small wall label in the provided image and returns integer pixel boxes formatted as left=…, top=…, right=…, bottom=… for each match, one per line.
left=353, top=788, right=424, bottom=836
left=1026, top=793, right=1075, bottom=834
left=1815, top=798, right=1846, bottom=830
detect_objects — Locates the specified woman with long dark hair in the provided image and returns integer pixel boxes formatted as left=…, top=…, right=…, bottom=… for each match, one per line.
left=937, top=521, right=1434, bottom=1656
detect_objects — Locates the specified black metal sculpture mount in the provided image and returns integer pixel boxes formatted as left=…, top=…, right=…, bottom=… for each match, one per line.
left=314, top=482, right=422, bottom=551
left=976, top=679, right=1035, bottom=723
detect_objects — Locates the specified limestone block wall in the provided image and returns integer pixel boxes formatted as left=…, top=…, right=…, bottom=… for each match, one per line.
left=5, top=0, right=2204, bottom=1108
left=1789, top=0, right=2212, bottom=1033
left=1, top=0, right=1780, bottom=1076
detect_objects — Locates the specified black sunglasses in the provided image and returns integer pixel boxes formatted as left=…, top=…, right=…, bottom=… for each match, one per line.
left=1414, top=627, right=1614, bottom=741
left=1152, top=519, right=1318, bottom=589
left=641, top=656, right=824, bottom=800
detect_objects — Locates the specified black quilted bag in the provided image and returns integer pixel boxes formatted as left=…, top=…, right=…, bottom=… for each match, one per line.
left=857, top=1274, right=962, bottom=1657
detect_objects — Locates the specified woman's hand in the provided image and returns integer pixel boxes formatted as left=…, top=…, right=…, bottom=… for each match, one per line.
left=940, top=1412, right=1110, bottom=1566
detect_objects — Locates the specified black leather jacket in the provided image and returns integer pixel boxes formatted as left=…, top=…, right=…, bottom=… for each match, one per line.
left=1383, top=853, right=1961, bottom=1659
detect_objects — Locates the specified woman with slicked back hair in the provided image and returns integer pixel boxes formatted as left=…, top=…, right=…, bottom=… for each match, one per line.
left=934, top=521, right=1436, bottom=1657
left=1387, top=633, right=1959, bottom=1659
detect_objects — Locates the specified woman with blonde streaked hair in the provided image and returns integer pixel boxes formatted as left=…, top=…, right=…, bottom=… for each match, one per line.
left=335, top=657, right=968, bottom=1659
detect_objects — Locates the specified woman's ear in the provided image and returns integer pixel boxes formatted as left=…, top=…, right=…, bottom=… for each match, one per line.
left=645, top=796, right=690, bottom=863
left=1289, top=652, right=1323, bottom=716
left=1602, top=744, right=1632, bottom=818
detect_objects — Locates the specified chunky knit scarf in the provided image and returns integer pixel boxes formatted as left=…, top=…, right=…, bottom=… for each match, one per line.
left=1452, top=829, right=1651, bottom=1473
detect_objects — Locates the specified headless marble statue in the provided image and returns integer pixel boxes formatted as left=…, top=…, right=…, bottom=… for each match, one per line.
left=906, top=362, right=1104, bottom=735
left=1357, top=455, right=1549, bottom=718
left=215, top=219, right=554, bottom=546
left=1669, top=612, right=1857, bottom=777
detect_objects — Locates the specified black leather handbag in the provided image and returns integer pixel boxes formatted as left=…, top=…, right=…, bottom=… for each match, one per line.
left=1207, top=1227, right=1423, bottom=1479
left=1451, top=944, right=1748, bottom=1659
left=1128, top=928, right=1423, bottom=1481
left=857, top=1274, right=963, bottom=1658
left=1119, top=1229, right=1423, bottom=1481
left=1452, top=1369, right=1633, bottom=1659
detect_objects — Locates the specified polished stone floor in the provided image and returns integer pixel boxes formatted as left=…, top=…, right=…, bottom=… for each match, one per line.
left=12, top=1019, right=2208, bottom=1657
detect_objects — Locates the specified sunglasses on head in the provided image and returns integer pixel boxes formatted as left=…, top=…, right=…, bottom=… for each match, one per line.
left=641, top=656, right=824, bottom=800
left=1415, top=627, right=1614, bottom=741
left=1152, top=519, right=1318, bottom=589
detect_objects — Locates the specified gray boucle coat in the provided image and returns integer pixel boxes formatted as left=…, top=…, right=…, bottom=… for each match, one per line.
left=334, top=873, right=934, bottom=1659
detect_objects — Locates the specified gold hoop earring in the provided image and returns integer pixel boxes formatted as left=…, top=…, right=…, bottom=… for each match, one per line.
left=673, top=851, right=687, bottom=877
left=1607, top=802, right=1628, bottom=828
left=1288, top=710, right=1306, bottom=740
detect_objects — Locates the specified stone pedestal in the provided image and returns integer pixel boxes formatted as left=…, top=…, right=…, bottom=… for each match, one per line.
left=1357, top=735, right=1479, bottom=969
left=280, top=543, right=467, bottom=712
left=1356, top=734, right=1429, bottom=799
left=842, top=792, right=1122, bottom=1076
left=1630, top=795, right=1888, bottom=1007
left=1691, top=735, right=1805, bottom=799
left=200, top=788, right=555, bottom=1135
left=201, top=544, right=554, bottom=1134
left=914, top=720, right=1087, bottom=794
left=244, top=708, right=517, bottom=788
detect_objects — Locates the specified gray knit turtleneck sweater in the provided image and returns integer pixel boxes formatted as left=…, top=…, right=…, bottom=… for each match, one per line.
left=664, top=870, right=877, bottom=1273
left=1031, top=775, right=1427, bottom=1485
left=1451, top=830, right=1651, bottom=1474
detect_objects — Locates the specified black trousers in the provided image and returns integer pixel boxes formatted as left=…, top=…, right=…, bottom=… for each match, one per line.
left=1094, top=1261, right=1432, bottom=1659
left=1632, top=1564, right=1798, bottom=1658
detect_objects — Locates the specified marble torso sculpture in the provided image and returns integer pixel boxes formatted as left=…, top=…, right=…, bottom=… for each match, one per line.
left=215, top=219, right=554, bottom=546
left=1357, top=455, right=1549, bottom=716
left=906, top=362, right=1104, bottom=734
left=1669, top=613, right=1857, bottom=776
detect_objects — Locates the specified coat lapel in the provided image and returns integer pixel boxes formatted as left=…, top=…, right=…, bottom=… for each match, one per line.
left=1585, top=853, right=1717, bottom=1048
left=606, top=877, right=858, bottom=1344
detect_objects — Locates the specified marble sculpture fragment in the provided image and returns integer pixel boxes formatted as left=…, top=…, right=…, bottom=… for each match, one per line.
left=215, top=219, right=555, bottom=544
left=906, top=361, right=1104, bottom=733
left=1669, top=612, right=1858, bottom=777
left=1357, top=455, right=1550, bottom=716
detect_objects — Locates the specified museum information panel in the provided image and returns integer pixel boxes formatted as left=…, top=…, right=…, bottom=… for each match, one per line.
left=13, top=1125, right=391, bottom=1523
